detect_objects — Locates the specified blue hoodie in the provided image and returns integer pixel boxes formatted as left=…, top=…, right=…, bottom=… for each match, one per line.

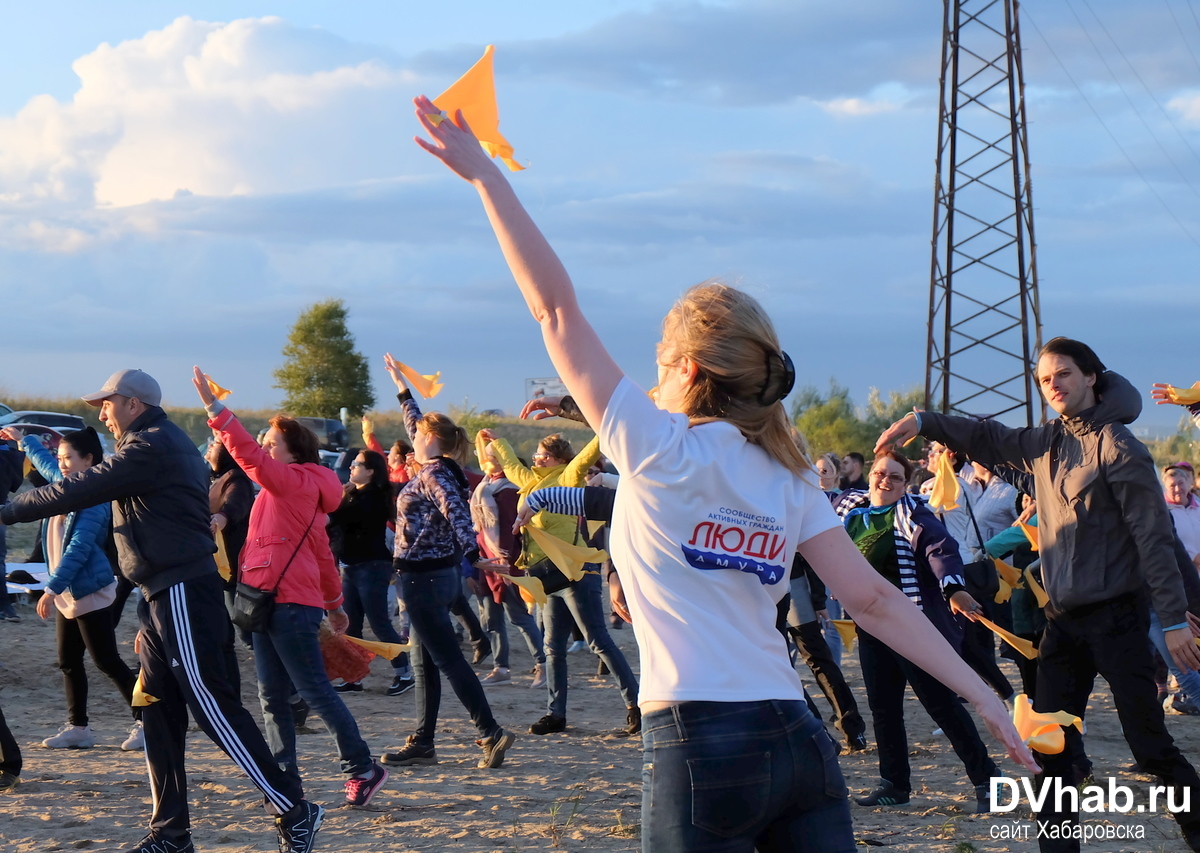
left=21, top=437, right=115, bottom=599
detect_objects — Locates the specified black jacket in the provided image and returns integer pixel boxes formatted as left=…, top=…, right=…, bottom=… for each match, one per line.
left=327, top=483, right=392, bottom=565
left=0, top=407, right=217, bottom=598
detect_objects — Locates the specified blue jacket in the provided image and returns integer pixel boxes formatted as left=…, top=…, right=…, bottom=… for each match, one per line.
left=21, top=437, right=115, bottom=599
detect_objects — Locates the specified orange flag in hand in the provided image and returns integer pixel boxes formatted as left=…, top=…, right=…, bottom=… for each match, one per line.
left=1018, top=520, right=1039, bottom=551
left=1012, top=693, right=1082, bottom=754
left=928, top=450, right=960, bottom=512
left=977, top=615, right=1037, bottom=659
left=1025, top=566, right=1049, bottom=607
left=433, top=45, right=524, bottom=172
left=204, top=374, right=232, bottom=401
left=394, top=361, right=444, bottom=399
left=1164, top=382, right=1200, bottom=405
left=993, top=558, right=1023, bottom=588
left=830, top=619, right=858, bottom=653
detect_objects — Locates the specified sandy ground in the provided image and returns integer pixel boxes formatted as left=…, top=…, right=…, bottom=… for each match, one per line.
left=2, top=587, right=1200, bottom=852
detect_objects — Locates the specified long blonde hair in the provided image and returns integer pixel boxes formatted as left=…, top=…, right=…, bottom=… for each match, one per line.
left=418, top=412, right=469, bottom=466
left=660, top=281, right=810, bottom=476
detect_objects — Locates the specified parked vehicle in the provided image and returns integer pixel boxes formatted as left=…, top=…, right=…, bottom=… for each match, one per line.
left=293, top=417, right=349, bottom=452
left=0, top=411, right=87, bottom=432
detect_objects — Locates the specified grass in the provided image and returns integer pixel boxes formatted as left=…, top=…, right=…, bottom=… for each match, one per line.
left=0, top=391, right=594, bottom=459
left=544, top=785, right=590, bottom=847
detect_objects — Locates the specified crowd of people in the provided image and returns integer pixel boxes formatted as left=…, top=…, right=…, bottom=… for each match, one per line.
left=0, top=98, right=1198, bottom=853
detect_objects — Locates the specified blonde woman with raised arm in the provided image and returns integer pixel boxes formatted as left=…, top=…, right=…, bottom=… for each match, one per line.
left=412, top=97, right=1038, bottom=853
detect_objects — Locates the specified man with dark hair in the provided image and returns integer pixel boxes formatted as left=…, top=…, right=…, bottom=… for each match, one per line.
left=0, top=369, right=324, bottom=853
left=0, top=435, right=25, bottom=622
left=877, top=337, right=1200, bottom=852
left=839, top=451, right=868, bottom=491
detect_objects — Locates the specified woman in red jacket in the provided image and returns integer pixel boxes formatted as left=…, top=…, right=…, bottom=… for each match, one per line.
left=193, top=368, right=389, bottom=809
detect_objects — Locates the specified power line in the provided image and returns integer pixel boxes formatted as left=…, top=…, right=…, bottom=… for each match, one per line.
left=1164, top=0, right=1200, bottom=78
left=1076, top=0, right=1200, bottom=185
left=1022, top=8, right=1200, bottom=249
left=1065, top=0, right=1200, bottom=202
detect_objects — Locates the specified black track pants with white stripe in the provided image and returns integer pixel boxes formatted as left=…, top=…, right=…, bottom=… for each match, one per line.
left=138, top=573, right=303, bottom=836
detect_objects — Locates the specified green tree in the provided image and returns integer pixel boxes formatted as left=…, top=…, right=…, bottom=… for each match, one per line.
left=1149, top=413, right=1198, bottom=470
left=792, top=380, right=925, bottom=461
left=273, top=299, right=375, bottom=417
left=791, top=381, right=876, bottom=458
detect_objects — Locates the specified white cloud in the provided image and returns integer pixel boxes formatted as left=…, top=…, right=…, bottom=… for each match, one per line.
left=1168, top=91, right=1200, bottom=124
left=0, top=16, right=418, bottom=209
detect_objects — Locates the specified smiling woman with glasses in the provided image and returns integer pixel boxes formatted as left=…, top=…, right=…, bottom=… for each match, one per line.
left=833, top=450, right=997, bottom=812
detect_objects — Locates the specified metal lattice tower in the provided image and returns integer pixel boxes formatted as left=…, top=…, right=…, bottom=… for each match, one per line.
left=926, top=0, right=1044, bottom=425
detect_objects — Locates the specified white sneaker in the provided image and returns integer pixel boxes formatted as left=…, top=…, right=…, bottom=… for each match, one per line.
left=567, top=640, right=587, bottom=653
left=530, top=663, right=547, bottom=690
left=43, top=724, right=95, bottom=749
left=121, top=721, right=145, bottom=751
left=481, top=667, right=512, bottom=686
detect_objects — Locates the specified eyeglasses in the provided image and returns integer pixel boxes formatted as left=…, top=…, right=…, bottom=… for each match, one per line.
left=532, top=453, right=553, bottom=461
left=350, top=461, right=365, bottom=469
left=870, top=471, right=906, bottom=484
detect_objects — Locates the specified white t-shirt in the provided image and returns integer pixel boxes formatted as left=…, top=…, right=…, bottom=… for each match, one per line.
left=1169, top=499, right=1200, bottom=561
left=599, top=376, right=842, bottom=703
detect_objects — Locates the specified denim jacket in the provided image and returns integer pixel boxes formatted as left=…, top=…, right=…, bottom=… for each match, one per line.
left=21, top=437, right=115, bottom=598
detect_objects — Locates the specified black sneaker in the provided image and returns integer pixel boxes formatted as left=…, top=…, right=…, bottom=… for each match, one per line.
left=334, top=681, right=363, bottom=693
left=381, top=734, right=438, bottom=766
left=624, top=706, right=641, bottom=736
left=855, top=780, right=910, bottom=807
left=276, top=800, right=324, bottom=853
left=975, top=783, right=994, bottom=814
left=530, top=714, right=566, bottom=735
left=291, top=697, right=309, bottom=729
left=843, top=732, right=869, bottom=754
left=476, top=728, right=515, bottom=769
left=122, top=833, right=194, bottom=853
left=386, top=676, right=415, bottom=696
left=472, top=645, right=492, bottom=666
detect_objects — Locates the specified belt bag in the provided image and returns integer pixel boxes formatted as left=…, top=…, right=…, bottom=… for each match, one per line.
left=961, top=559, right=1000, bottom=601
left=231, top=510, right=318, bottom=633
left=524, top=556, right=574, bottom=595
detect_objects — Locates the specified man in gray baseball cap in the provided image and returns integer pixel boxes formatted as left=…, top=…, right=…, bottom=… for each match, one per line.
left=81, top=368, right=163, bottom=408
left=1, top=368, right=319, bottom=853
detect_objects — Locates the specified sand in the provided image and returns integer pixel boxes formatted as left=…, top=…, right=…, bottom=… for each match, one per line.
left=2, top=592, right=1199, bottom=852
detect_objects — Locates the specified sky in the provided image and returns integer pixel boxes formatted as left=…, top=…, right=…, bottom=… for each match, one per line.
left=1, top=0, right=1199, bottom=435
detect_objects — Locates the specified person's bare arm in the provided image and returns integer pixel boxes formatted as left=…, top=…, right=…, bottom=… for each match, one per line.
left=799, top=527, right=1040, bottom=774
left=413, top=97, right=621, bottom=429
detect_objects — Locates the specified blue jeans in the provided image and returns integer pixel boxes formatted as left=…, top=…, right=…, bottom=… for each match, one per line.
left=0, top=523, right=9, bottom=609
left=481, top=583, right=545, bottom=669
left=1149, top=608, right=1200, bottom=702
left=253, top=603, right=373, bottom=780
left=400, top=567, right=500, bottom=743
left=641, top=700, right=854, bottom=853
left=823, top=599, right=843, bottom=667
left=342, top=559, right=409, bottom=674
left=544, top=569, right=638, bottom=718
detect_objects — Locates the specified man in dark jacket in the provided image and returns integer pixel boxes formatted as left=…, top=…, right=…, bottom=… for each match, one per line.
left=0, top=370, right=322, bottom=853
left=877, top=338, right=1200, bottom=853
left=0, top=437, right=24, bottom=621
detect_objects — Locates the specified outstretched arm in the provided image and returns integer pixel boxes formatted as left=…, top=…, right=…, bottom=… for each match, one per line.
left=800, top=526, right=1040, bottom=774
left=1152, top=382, right=1200, bottom=429
left=413, top=97, right=622, bottom=429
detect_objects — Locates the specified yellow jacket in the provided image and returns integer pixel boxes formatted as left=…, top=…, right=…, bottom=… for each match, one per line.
left=490, top=435, right=600, bottom=568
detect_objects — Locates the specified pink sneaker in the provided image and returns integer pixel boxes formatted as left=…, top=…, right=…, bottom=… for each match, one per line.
left=344, top=762, right=388, bottom=807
